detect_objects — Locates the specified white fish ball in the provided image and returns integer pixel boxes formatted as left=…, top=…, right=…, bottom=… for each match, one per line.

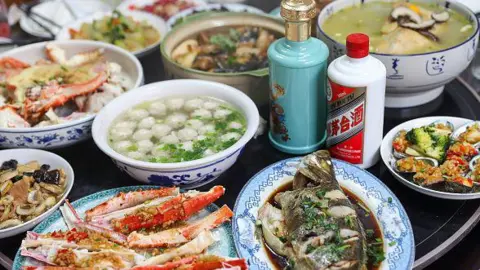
left=214, top=109, right=232, bottom=119
left=138, top=117, right=156, bottom=129
left=133, top=129, right=153, bottom=141
left=181, top=141, right=194, bottom=151
left=198, top=124, right=215, bottom=135
left=128, top=109, right=149, bottom=121
left=228, top=121, right=243, bottom=130
left=152, top=124, right=172, bottom=138
left=149, top=101, right=167, bottom=117
left=166, top=113, right=188, bottom=129
left=221, top=132, right=241, bottom=142
left=203, top=101, right=220, bottom=110
left=166, top=98, right=185, bottom=111
left=127, top=151, right=145, bottom=160
left=137, top=140, right=154, bottom=153
left=114, top=140, right=133, bottom=152
left=184, top=98, right=204, bottom=112
left=191, top=109, right=212, bottom=119
left=110, top=127, right=133, bottom=141
left=161, top=133, right=180, bottom=144
left=177, top=128, right=198, bottom=142
left=186, top=119, right=204, bottom=130
left=115, top=121, right=136, bottom=130
left=204, top=149, right=216, bottom=156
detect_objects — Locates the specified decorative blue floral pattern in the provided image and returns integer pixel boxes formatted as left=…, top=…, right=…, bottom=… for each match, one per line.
left=233, top=158, right=415, bottom=270
left=148, top=168, right=221, bottom=186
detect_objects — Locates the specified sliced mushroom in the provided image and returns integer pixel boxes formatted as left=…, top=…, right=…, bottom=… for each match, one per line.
left=0, top=219, right=22, bottom=229
left=391, top=6, right=422, bottom=24
left=0, top=180, right=12, bottom=196
left=34, top=201, right=47, bottom=215
left=39, top=182, right=64, bottom=195
left=0, top=204, right=10, bottom=222
left=16, top=204, right=35, bottom=216
left=418, top=30, right=439, bottom=42
left=44, top=196, right=56, bottom=207
left=0, top=170, right=18, bottom=183
left=27, top=190, right=43, bottom=205
left=399, top=19, right=436, bottom=30
left=432, top=11, right=450, bottom=23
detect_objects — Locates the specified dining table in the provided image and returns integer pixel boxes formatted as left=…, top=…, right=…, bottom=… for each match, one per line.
left=1, top=0, right=480, bottom=269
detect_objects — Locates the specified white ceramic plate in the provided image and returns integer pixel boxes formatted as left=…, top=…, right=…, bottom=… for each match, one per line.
left=0, top=149, right=74, bottom=239
left=20, top=0, right=112, bottom=38
left=166, top=3, right=264, bottom=30
left=117, top=0, right=207, bottom=19
left=56, top=10, right=167, bottom=57
left=380, top=116, right=480, bottom=200
left=233, top=158, right=415, bottom=270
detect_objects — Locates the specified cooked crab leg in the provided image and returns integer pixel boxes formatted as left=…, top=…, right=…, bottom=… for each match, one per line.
left=113, top=186, right=225, bottom=234
left=45, top=43, right=104, bottom=67
left=128, top=205, right=233, bottom=248
left=138, top=230, right=217, bottom=266
left=0, top=106, right=30, bottom=128
left=0, top=57, right=30, bottom=69
left=132, top=255, right=248, bottom=270
left=85, top=187, right=179, bottom=221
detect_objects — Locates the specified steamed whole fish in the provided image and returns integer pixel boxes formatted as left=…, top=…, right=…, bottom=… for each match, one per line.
left=258, top=150, right=367, bottom=269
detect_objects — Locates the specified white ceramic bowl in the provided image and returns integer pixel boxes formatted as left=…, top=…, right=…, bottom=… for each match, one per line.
left=166, top=3, right=264, bottom=31
left=117, top=0, right=207, bottom=19
left=56, top=10, right=168, bottom=57
left=380, top=116, right=479, bottom=200
left=92, top=79, right=259, bottom=188
left=317, top=0, right=479, bottom=108
left=0, top=40, right=143, bottom=149
left=0, top=149, right=74, bottom=239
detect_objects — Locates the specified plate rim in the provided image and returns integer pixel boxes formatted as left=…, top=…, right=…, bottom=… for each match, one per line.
left=232, top=157, right=415, bottom=270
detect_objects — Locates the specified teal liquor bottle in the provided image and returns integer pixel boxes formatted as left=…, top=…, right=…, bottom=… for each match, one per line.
left=267, top=0, right=329, bottom=154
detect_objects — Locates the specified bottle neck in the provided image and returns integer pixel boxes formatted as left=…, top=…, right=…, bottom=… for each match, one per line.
left=285, top=21, right=311, bottom=42
left=346, top=55, right=368, bottom=63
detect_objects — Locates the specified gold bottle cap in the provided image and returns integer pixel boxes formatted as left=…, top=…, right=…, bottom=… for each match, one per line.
left=281, top=0, right=317, bottom=42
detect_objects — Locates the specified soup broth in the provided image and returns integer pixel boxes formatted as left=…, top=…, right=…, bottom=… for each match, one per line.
left=108, top=96, right=246, bottom=163
left=322, top=2, right=474, bottom=54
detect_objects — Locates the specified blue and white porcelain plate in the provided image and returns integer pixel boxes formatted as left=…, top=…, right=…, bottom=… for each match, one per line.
left=13, top=185, right=237, bottom=269
left=233, top=158, right=415, bottom=270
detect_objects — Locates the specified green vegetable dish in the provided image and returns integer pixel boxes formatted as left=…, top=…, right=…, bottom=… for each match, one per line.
left=108, top=96, right=246, bottom=163
left=69, top=11, right=161, bottom=52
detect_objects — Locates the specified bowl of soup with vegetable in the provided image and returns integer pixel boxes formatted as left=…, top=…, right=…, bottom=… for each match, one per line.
left=318, top=0, right=479, bottom=108
left=92, top=79, right=259, bottom=188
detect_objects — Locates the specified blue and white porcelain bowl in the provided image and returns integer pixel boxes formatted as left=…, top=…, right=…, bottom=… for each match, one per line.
left=317, top=0, right=479, bottom=108
left=233, top=158, right=415, bottom=270
left=92, top=79, right=259, bottom=189
left=0, top=40, right=143, bottom=149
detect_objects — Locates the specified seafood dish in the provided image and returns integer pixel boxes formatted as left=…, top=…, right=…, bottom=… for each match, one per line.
left=257, top=150, right=385, bottom=269
left=170, top=5, right=250, bottom=28
left=171, top=26, right=277, bottom=73
left=0, top=43, right=133, bottom=128
left=0, top=159, right=67, bottom=230
left=128, top=0, right=200, bottom=20
left=321, top=2, right=475, bottom=54
left=108, top=96, right=246, bottom=163
left=68, top=11, right=161, bottom=53
left=391, top=120, right=480, bottom=193
left=19, top=186, right=246, bottom=269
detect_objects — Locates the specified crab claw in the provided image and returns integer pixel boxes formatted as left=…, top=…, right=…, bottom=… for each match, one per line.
left=113, top=186, right=226, bottom=234
left=0, top=57, right=30, bottom=69
left=85, top=187, right=180, bottom=221
left=45, top=43, right=104, bottom=67
left=0, top=106, right=30, bottom=128
left=128, top=205, right=233, bottom=248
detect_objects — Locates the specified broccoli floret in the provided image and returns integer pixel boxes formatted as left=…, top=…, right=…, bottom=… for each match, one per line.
left=406, top=127, right=449, bottom=161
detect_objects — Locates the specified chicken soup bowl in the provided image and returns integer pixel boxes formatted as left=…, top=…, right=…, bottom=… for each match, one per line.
left=0, top=40, right=143, bottom=149
left=317, top=0, right=479, bottom=108
left=92, top=79, right=259, bottom=189
left=160, top=12, right=284, bottom=109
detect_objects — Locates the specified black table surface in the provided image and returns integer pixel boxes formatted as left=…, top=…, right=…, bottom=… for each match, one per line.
left=2, top=1, right=480, bottom=270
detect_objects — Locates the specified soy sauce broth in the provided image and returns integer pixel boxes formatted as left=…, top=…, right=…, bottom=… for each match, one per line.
left=262, top=181, right=384, bottom=270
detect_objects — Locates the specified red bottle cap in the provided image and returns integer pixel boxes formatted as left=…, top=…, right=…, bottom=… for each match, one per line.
left=346, top=33, right=369, bottom=58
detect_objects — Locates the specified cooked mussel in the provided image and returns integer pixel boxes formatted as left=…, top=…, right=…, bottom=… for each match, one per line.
left=392, top=130, right=420, bottom=159
left=470, top=155, right=480, bottom=173
left=451, top=121, right=480, bottom=144
left=445, top=176, right=474, bottom=193
left=392, top=156, right=438, bottom=174
left=428, top=120, right=454, bottom=136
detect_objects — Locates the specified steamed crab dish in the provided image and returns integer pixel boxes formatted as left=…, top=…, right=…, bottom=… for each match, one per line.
left=19, top=186, right=247, bottom=269
left=322, top=2, right=474, bottom=54
left=0, top=44, right=132, bottom=128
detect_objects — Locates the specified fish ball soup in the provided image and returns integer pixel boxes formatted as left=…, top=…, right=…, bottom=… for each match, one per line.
left=108, top=96, right=247, bottom=163
left=321, top=1, right=475, bottom=54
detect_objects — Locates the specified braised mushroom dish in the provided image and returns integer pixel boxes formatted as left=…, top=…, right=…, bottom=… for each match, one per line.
left=171, top=26, right=277, bottom=73
left=0, top=159, right=67, bottom=229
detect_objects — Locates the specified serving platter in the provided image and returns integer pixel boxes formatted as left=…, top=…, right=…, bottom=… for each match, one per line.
left=380, top=116, right=479, bottom=200
left=12, top=185, right=237, bottom=269
left=233, top=158, right=415, bottom=270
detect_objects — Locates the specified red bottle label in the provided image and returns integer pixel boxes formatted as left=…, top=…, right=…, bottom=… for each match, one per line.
left=326, top=80, right=366, bottom=164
